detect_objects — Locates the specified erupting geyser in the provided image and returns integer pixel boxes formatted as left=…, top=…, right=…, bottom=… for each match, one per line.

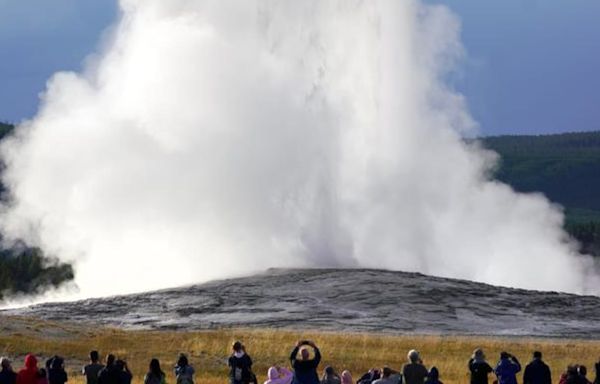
left=1, top=0, right=598, bottom=298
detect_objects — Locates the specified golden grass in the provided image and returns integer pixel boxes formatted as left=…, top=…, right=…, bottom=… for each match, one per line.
left=1, top=319, right=599, bottom=384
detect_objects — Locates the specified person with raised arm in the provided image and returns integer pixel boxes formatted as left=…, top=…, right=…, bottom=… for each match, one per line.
left=290, top=340, right=321, bottom=384
left=495, top=352, right=521, bottom=384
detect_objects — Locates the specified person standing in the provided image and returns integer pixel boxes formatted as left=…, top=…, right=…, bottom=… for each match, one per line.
left=594, top=358, right=599, bottom=384
left=48, top=357, right=67, bottom=384
left=523, top=352, right=551, bottom=384
left=495, top=352, right=521, bottom=384
left=469, top=349, right=493, bottom=384
left=144, top=359, right=166, bottom=384
left=229, top=342, right=253, bottom=384
left=82, top=351, right=104, bottom=384
left=290, top=340, right=321, bottom=384
left=98, top=355, right=119, bottom=384
left=174, top=354, right=195, bottom=384
left=0, top=358, right=17, bottom=384
left=402, top=350, right=428, bottom=384
left=16, top=355, right=39, bottom=384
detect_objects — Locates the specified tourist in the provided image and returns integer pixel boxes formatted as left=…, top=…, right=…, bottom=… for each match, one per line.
left=47, top=357, right=67, bottom=384
left=320, top=366, right=340, bottom=384
left=82, top=351, right=104, bottom=384
left=402, top=350, right=428, bottom=384
left=36, top=370, right=48, bottom=384
left=114, top=360, right=131, bottom=384
left=523, top=352, right=551, bottom=384
left=340, top=371, right=352, bottom=384
left=0, top=358, right=17, bottom=384
left=495, top=352, right=521, bottom=384
left=16, top=355, right=39, bottom=384
left=425, top=367, right=443, bottom=384
left=229, top=342, right=254, bottom=384
left=174, top=354, right=195, bottom=384
left=579, top=366, right=592, bottom=384
left=469, top=349, right=493, bottom=384
left=144, top=359, right=166, bottom=384
left=594, top=358, right=599, bottom=384
left=559, top=366, right=580, bottom=384
left=98, top=355, right=119, bottom=384
left=264, top=367, right=293, bottom=384
left=290, top=340, right=321, bottom=384
left=372, top=367, right=400, bottom=384
left=357, top=368, right=381, bottom=384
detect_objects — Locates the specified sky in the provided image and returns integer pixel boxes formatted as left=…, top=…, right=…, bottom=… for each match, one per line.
left=0, top=0, right=599, bottom=136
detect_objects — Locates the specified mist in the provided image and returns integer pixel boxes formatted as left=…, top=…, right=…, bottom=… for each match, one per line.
left=1, top=0, right=598, bottom=299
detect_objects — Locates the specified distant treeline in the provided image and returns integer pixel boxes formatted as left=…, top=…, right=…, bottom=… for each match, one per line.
left=0, top=245, right=74, bottom=300
left=482, top=131, right=600, bottom=258
left=0, top=122, right=74, bottom=300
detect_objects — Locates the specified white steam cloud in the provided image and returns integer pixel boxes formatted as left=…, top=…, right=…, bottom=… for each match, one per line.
left=1, top=0, right=598, bottom=299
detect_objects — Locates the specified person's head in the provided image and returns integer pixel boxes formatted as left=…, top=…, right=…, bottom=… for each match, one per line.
left=300, top=347, right=310, bottom=361
left=382, top=367, right=392, bottom=378
left=232, top=341, right=243, bottom=353
left=106, top=354, right=116, bottom=367
left=25, top=354, right=38, bottom=370
left=578, top=366, right=587, bottom=377
left=90, top=351, right=100, bottom=363
left=473, top=349, right=485, bottom=361
left=566, top=366, right=578, bottom=376
left=428, top=367, right=439, bottom=381
left=177, top=353, right=188, bottom=367
left=268, top=367, right=279, bottom=380
left=149, top=359, right=163, bottom=377
left=341, top=370, right=353, bottom=384
left=408, top=350, right=420, bottom=364
left=0, top=357, right=12, bottom=371
left=533, top=351, right=542, bottom=360
left=324, top=366, right=335, bottom=377
left=51, top=357, right=64, bottom=370
left=500, top=352, right=510, bottom=360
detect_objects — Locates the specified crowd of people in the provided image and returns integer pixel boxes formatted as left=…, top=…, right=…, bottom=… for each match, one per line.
left=0, top=341, right=598, bottom=384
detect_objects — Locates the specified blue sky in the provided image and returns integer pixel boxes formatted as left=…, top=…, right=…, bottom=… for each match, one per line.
left=1, top=0, right=599, bottom=136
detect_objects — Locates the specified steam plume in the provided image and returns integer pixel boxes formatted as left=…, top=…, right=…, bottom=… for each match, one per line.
left=1, top=0, right=598, bottom=298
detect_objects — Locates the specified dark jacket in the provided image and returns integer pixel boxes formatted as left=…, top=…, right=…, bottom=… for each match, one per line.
left=469, top=360, right=493, bottom=384
left=594, top=362, right=599, bottom=384
left=48, top=369, right=67, bottom=384
left=495, top=357, right=521, bottom=384
left=82, top=364, right=104, bottom=384
left=228, top=354, right=253, bottom=383
left=523, top=359, right=551, bottom=384
left=402, top=363, right=428, bottom=384
left=290, top=347, right=321, bottom=384
left=0, top=370, right=17, bottom=384
left=97, top=366, right=120, bottom=384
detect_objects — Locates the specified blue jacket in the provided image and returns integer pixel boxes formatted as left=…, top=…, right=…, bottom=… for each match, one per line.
left=495, top=358, right=521, bottom=384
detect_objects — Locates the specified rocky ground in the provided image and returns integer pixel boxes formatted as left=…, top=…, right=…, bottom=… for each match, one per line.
left=3, top=268, right=600, bottom=337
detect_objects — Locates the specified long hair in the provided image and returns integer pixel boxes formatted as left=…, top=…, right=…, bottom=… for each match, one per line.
left=149, top=359, right=165, bottom=378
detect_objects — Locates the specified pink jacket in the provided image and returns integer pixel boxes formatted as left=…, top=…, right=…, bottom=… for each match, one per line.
left=264, top=367, right=293, bottom=384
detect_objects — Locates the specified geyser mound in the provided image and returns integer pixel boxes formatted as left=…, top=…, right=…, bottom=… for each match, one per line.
left=0, top=0, right=599, bottom=299
left=5, top=268, right=600, bottom=337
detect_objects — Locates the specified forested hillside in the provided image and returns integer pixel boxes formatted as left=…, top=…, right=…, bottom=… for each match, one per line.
left=0, top=122, right=74, bottom=300
left=482, top=131, right=600, bottom=256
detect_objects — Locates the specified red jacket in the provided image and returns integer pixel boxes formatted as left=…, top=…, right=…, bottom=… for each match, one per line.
left=16, top=355, right=38, bottom=384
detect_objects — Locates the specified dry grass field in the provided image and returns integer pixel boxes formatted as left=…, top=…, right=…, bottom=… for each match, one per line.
left=1, top=316, right=599, bottom=384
